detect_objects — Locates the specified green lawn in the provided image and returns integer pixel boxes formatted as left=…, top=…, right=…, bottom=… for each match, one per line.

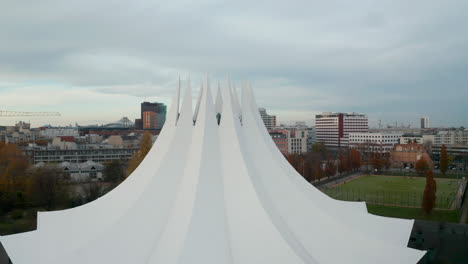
left=324, top=175, right=460, bottom=209
left=367, top=204, right=461, bottom=223
left=0, top=208, right=37, bottom=236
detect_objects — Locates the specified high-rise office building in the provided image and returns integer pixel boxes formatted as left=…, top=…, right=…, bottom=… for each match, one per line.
left=135, top=102, right=167, bottom=130
left=258, top=108, right=276, bottom=129
left=420, top=117, right=429, bottom=129
left=143, top=111, right=157, bottom=130
left=315, top=112, right=368, bottom=149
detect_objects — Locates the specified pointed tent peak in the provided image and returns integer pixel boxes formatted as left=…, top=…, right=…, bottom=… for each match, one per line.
left=174, top=77, right=181, bottom=123
left=206, top=74, right=211, bottom=90
left=231, top=83, right=242, bottom=122
left=193, top=83, right=204, bottom=123
left=215, top=82, right=223, bottom=115
left=176, top=79, right=193, bottom=126
left=204, top=81, right=213, bottom=103
left=247, top=81, right=259, bottom=110
left=241, top=83, right=250, bottom=116
left=194, top=80, right=216, bottom=127
left=164, top=85, right=181, bottom=127
left=220, top=82, right=243, bottom=129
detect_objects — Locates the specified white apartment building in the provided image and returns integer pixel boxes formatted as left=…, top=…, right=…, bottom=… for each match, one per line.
left=349, top=132, right=403, bottom=153
left=40, top=127, right=79, bottom=138
left=400, top=135, right=423, bottom=144
left=288, top=129, right=308, bottom=154
left=433, top=130, right=468, bottom=145
left=269, top=128, right=308, bottom=154
left=315, top=112, right=368, bottom=149
left=259, top=108, right=277, bottom=130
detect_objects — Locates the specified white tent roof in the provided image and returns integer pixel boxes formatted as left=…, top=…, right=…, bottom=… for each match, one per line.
left=0, top=80, right=425, bottom=263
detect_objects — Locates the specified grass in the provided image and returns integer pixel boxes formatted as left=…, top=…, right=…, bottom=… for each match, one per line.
left=324, top=175, right=460, bottom=209
left=367, top=204, right=461, bottom=223
left=0, top=208, right=37, bottom=236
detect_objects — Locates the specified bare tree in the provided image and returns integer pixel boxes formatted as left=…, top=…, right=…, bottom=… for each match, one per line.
left=30, top=165, right=67, bottom=210
left=80, top=183, right=107, bottom=203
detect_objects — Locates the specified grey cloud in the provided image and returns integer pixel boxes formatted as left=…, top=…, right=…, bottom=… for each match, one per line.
left=0, top=0, right=467, bottom=127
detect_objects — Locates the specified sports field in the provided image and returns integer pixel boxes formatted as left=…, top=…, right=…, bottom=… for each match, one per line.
left=324, top=175, right=460, bottom=209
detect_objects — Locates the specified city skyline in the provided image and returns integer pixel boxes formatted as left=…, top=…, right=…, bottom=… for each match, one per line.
left=1, top=1, right=467, bottom=127
left=0, top=91, right=465, bottom=129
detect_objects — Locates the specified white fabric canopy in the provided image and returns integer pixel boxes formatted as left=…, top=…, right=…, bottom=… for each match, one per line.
left=0, top=81, right=425, bottom=263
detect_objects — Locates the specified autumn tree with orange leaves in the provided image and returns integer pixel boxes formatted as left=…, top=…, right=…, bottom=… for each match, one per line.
left=0, top=143, right=30, bottom=212
left=422, top=170, right=437, bottom=214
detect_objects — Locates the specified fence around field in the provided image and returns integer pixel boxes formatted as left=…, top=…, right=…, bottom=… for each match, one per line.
left=385, top=171, right=468, bottom=179
left=324, top=187, right=457, bottom=209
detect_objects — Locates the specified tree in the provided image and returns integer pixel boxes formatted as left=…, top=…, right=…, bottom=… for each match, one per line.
left=139, top=131, right=153, bottom=158
left=337, top=150, right=347, bottom=175
left=415, top=158, right=429, bottom=176
left=422, top=170, right=437, bottom=214
left=30, top=165, right=67, bottom=210
left=127, top=131, right=153, bottom=176
left=315, top=164, right=325, bottom=181
left=304, top=152, right=322, bottom=182
left=349, top=149, right=361, bottom=171
left=311, top=142, right=328, bottom=158
left=0, top=143, right=29, bottom=194
left=287, top=153, right=304, bottom=176
left=0, top=143, right=30, bottom=212
left=371, top=153, right=385, bottom=172
left=80, top=182, right=107, bottom=203
left=104, top=160, right=125, bottom=183
left=324, top=160, right=336, bottom=179
left=440, top=144, right=448, bottom=175
left=383, top=153, right=392, bottom=171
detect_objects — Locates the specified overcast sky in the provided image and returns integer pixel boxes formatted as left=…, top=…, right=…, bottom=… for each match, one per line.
left=0, top=0, right=467, bottom=128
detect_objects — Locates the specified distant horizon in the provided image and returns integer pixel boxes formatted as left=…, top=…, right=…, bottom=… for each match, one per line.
left=1, top=100, right=466, bottom=130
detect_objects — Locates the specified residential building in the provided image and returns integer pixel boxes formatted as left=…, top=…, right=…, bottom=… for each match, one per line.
left=268, top=128, right=308, bottom=154
left=349, top=132, right=403, bottom=153
left=288, top=129, right=308, bottom=154
left=433, top=130, right=468, bottom=145
left=39, top=126, right=79, bottom=138
left=25, top=145, right=138, bottom=164
left=259, top=108, right=276, bottom=129
left=400, top=134, right=423, bottom=144
left=269, top=131, right=288, bottom=155
left=306, top=126, right=316, bottom=152
left=390, top=143, right=433, bottom=169
left=33, top=161, right=104, bottom=181
left=315, top=112, right=368, bottom=149
left=51, top=136, right=77, bottom=150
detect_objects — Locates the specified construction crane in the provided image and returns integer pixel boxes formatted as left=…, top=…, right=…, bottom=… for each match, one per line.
left=0, top=111, right=61, bottom=117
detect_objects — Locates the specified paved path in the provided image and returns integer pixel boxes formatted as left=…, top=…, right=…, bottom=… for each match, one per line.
left=316, top=172, right=363, bottom=190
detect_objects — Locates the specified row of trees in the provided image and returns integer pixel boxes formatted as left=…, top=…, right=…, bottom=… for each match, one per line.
left=0, top=131, right=154, bottom=215
left=369, top=153, right=391, bottom=172
left=287, top=143, right=362, bottom=183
